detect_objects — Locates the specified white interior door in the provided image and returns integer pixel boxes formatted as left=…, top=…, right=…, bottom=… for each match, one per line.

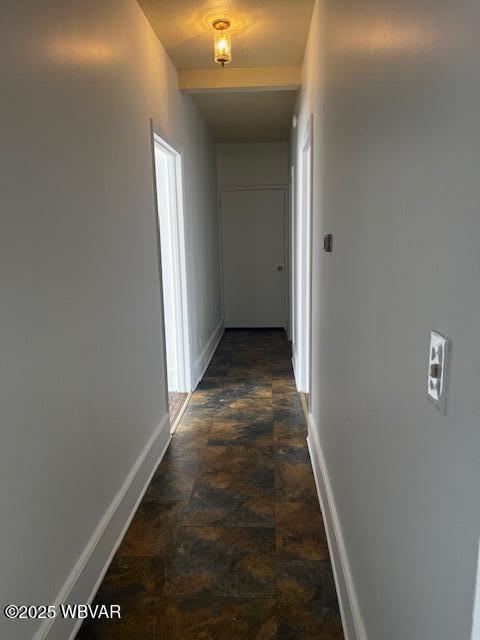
left=155, top=145, right=178, bottom=390
left=153, top=133, right=191, bottom=393
left=292, top=118, right=313, bottom=394
left=221, top=188, right=285, bottom=328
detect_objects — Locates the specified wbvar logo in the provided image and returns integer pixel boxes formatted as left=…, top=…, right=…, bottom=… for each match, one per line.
left=60, top=604, right=121, bottom=619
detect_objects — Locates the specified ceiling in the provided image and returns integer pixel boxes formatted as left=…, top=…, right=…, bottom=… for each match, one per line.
left=137, top=0, right=315, bottom=69
left=191, top=90, right=297, bottom=142
left=138, top=1, right=312, bottom=141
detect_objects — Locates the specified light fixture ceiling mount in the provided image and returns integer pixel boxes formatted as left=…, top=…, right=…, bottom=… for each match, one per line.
left=213, top=19, right=232, bottom=67
left=213, top=19, right=231, bottom=31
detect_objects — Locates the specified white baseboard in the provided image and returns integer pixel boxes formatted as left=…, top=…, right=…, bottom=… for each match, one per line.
left=192, top=319, right=224, bottom=388
left=307, top=414, right=367, bottom=640
left=34, top=413, right=171, bottom=640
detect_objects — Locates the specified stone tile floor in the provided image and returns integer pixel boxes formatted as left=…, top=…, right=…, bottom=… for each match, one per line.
left=77, top=329, right=344, bottom=639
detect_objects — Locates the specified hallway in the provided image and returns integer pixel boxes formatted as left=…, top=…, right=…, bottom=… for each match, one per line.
left=3, top=0, right=480, bottom=637
left=78, top=330, right=343, bottom=639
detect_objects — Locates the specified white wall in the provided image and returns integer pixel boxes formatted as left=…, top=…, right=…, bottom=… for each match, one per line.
left=0, top=1, right=221, bottom=638
left=294, top=1, right=480, bottom=639
left=182, top=118, right=223, bottom=388
left=217, top=142, right=289, bottom=187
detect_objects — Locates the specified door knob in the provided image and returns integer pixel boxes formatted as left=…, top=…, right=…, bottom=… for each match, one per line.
left=277, top=266, right=283, bottom=272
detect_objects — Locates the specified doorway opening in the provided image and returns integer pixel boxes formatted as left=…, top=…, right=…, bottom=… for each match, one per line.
left=152, top=131, right=191, bottom=431
left=293, top=116, right=313, bottom=404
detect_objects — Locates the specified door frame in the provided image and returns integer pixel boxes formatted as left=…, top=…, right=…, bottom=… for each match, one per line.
left=219, top=185, right=289, bottom=331
left=294, top=115, right=313, bottom=395
left=288, top=165, right=295, bottom=342
left=150, top=122, right=192, bottom=394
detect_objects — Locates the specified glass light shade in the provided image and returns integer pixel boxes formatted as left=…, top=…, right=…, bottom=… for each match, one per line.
left=214, top=32, right=232, bottom=65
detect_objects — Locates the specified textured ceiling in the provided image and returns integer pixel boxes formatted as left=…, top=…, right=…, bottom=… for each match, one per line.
left=191, top=90, right=297, bottom=142
left=137, top=0, right=315, bottom=69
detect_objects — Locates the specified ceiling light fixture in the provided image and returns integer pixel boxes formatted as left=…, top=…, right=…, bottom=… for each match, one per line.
left=213, top=19, right=232, bottom=67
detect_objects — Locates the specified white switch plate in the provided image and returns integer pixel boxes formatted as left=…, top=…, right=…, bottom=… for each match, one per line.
left=427, top=331, right=450, bottom=413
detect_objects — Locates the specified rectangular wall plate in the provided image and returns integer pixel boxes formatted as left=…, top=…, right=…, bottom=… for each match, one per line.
left=323, top=233, right=333, bottom=253
left=427, top=330, right=451, bottom=413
